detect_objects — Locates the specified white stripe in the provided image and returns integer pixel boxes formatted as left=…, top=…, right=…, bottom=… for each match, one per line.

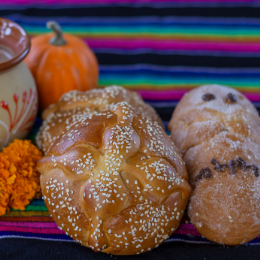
left=1, top=235, right=259, bottom=246
left=166, top=238, right=214, bottom=244
left=166, top=237, right=260, bottom=246
left=0, top=235, right=75, bottom=242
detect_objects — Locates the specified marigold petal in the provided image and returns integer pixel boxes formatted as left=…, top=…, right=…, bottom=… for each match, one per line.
left=0, top=169, right=10, bottom=180
left=0, top=205, right=8, bottom=216
left=7, top=174, right=16, bottom=185
left=9, top=163, right=17, bottom=175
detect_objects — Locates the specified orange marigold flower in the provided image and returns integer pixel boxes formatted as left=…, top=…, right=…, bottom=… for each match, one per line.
left=0, top=176, right=10, bottom=215
left=0, top=155, right=13, bottom=215
left=0, top=139, right=43, bottom=213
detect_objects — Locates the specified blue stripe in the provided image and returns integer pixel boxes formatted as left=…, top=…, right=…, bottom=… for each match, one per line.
left=147, top=100, right=260, bottom=108
left=100, top=65, right=260, bottom=75
left=29, top=199, right=46, bottom=206
left=5, top=14, right=260, bottom=27
left=100, top=68, right=260, bottom=78
left=12, top=22, right=260, bottom=31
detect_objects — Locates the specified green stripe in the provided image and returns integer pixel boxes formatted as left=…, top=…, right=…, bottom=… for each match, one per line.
left=99, top=78, right=260, bottom=89
left=21, top=25, right=260, bottom=38
left=11, top=205, right=48, bottom=212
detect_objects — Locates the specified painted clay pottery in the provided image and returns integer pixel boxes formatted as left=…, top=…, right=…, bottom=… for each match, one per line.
left=0, top=18, right=38, bottom=149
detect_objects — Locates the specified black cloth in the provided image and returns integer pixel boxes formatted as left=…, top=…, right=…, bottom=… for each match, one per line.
left=1, top=238, right=260, bottom=260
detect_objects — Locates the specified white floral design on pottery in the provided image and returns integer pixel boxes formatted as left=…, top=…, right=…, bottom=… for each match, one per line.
left=0, top=88, right=37, bottom=147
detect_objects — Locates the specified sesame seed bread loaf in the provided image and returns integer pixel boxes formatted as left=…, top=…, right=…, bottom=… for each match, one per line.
left=36, top=86, right=163, bottom=155
left=37, top=102, right=191, bottom=255
left=168, top=84, right=260, bottom=245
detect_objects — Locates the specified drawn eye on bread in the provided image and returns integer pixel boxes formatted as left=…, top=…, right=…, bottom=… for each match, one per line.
left=202, top=91, right=239, bottom=103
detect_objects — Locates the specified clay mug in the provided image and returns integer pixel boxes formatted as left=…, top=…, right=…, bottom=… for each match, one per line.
left=0, top=18, right=38, bottom=150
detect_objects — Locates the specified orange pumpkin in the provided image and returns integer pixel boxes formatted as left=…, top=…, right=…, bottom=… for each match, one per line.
left=25, top=21, right=99, bottom=112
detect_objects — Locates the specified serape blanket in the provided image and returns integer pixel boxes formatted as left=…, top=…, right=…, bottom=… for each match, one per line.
left=2, top=1, right=260, bottom=110
left=1, top=199, right=260, bottom=245
left=1, top=118, right=260, bottom=246
left=1, top=0, right=260, bottom=251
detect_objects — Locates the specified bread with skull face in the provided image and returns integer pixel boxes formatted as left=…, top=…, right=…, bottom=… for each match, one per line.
left=168, top=84, right=260, bottom=245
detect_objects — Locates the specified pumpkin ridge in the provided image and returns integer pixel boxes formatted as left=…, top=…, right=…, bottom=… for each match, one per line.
left=24, top=21, right=99, bottom=112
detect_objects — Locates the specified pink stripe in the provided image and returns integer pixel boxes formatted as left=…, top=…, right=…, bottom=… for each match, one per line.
left=176, top=223, right=260, bottom=238
left=1, top=221, right=260, bottom=239
left=243, top=93, right=260, bottom=101
left=0, top=0, right=254, bottom=4
left=138, top=89, right=188, bottom=100
left=178, top=223, right=197, bottom=230
left=85, top=39, right=260, bottom=53
left=0, top=221, right=58, bottom=228
left=138, top=89, right=260, bottom=101
left=175, top=223, right=201, bottom=236
left=0, top=226, right=64, bottom=234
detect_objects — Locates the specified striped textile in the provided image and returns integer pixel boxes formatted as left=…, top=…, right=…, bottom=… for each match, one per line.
left=1, top=1, right=260, bottom=111
left=1, top=198, right=260, bottom=245
left=1, top=0, right=260, bottom=247
left=1, top=118, right=260, bottom=246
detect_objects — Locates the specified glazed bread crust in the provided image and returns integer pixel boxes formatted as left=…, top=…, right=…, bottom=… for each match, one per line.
left=168, top=84, right=260, bottom=245
left=37, top=102, right=191, bottom=255
left=36, top=86, right=163, bottom=154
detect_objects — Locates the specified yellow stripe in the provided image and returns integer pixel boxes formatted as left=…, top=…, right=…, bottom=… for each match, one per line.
left=3, top=211, right=50, bottom=217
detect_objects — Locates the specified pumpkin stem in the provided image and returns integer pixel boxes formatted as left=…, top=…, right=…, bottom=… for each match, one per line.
left=47, top=21, right=67, bottom=46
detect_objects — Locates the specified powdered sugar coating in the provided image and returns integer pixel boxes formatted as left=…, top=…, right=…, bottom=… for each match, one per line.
left=169, top=84, right=260, bottom=245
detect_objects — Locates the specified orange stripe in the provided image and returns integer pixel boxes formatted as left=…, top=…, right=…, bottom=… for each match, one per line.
left=2, top=211, right=50, bottom=217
